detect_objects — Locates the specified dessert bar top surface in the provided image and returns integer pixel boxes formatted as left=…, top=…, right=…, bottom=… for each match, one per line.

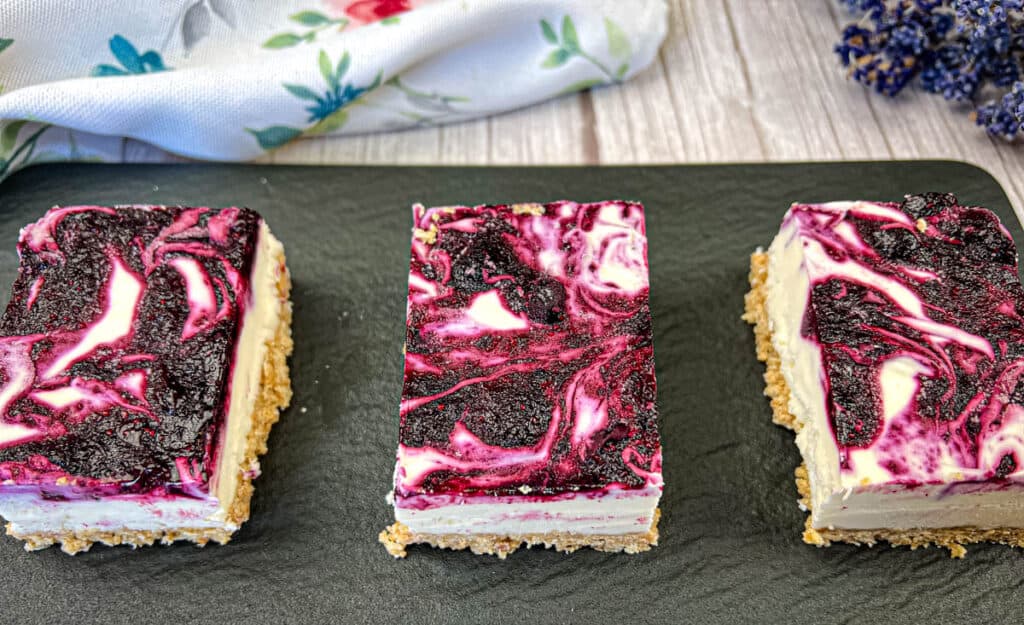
left=0, top=205, right=263, bottom=497
left=396, top=201, right=662, bottom=499
left=783, top=193, right=1024, bottom=486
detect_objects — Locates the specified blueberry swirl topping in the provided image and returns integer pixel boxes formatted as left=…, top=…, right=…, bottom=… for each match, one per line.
left=0, top=206, right=261, bottom=497
left=396, top=201, right=662, bottom=499
left=789, top=194, right=1024, bottom=483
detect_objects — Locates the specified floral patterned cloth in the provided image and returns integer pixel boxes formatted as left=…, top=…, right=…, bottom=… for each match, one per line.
left=0, top=0, right=667, bottom=181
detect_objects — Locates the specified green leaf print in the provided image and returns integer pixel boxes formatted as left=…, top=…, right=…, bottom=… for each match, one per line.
left=283, top=84, right=321, bottom=101
left=290, top=10, right=331, bottom=26
left=335, top=52, right=351, bottom=82
left=542, top=48, right=571, bottom=68
left=538, top=15, right=629, bottom=87
left=540, top=20, right=557, bottom=44
left=560, top=16, right=579, bottom=52
left=246, top=126, right=303, bottom=150
left=318, top=49, right=335, bottom=88
left=0, top=123, right=51, bottom=179
left=263, top=33, right=305, bottom=49
left=249, top=50, right=381, bottom=150
left=604, top=18, right=631, bottom=60
left=307, top=109, right=348, bottom=135
left=1, top=121, right=27, bottom=153
left=263, top=10, right=349, bottom=49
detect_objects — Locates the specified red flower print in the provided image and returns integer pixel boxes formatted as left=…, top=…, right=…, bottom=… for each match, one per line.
left=343, top=0, right=411, bottom=23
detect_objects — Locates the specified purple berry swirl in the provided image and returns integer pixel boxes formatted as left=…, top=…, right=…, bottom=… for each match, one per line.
left=0, top=205, right=262, bottom=499
left=394, top=201, right=663, bottom=504
left=788, top=193, right=1024, bottom=484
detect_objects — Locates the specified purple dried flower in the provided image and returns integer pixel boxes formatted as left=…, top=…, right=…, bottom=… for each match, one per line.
left=835, top=0, right=1024, bottom=140
left=976, top=80, right=1024, bottom=137
left=840, top=0, right=886, bottom=16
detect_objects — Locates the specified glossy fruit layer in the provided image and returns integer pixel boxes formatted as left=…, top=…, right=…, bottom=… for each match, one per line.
left=396, top=201, right=662, bottom=498
left=0, top=206, right=260, bottom=498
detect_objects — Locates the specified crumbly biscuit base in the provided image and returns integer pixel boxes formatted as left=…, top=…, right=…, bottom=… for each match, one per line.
left=742, top=252, right=800, bottom=432
left=7, top=252, right=294, bottom=555
left=379, top=509, right=660, bottom=559
left=8, top=525, right=237, bottom=555
left=744, top=251, right=1024, bottom=559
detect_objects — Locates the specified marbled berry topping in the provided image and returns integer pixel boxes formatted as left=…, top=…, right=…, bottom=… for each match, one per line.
left=396, top=201, right=662, bottom=499
left=793, top=193, right=1024, bottom=483
left=0, top=205, right=261, bottom=498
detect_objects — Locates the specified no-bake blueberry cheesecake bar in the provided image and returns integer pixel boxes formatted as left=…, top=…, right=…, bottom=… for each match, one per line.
left=380, top=201, right=663, bottom=558
left=0, top=205, right=292, bottom=554
left=745, top=193, right=1024, bottom=557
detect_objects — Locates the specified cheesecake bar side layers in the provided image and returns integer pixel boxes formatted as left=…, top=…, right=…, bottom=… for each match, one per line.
left=0, top=206, right=292, bottom=553
left=212, top=222, right=293, bottom=531
left=744, top=194, right=1024, bottom=557
left=382, top=201, right=662, bottom=558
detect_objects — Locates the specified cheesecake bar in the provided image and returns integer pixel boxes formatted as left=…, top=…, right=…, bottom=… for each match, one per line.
left=0, top=205, right=292, bottom=554
left=744, top=193, right=1024, bottom=557
left=379, top=201, right=663, bottom=558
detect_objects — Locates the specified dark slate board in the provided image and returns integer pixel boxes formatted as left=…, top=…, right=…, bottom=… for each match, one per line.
left=0, top=162, right=1021, bottom=625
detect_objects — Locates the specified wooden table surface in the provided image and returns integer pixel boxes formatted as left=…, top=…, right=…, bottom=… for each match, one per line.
left=126, top=0, right=1024, bottom=219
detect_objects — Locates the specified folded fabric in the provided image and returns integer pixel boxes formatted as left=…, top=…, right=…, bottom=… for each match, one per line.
left=0, top=0, right=667, bottom=181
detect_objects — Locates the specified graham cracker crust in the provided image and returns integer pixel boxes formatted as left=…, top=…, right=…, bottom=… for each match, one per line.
left=7, top=253, right=294, bottom=555
left=741, top=252, right=800, bottom=432
left=744, top=250, right=1024, bottom=558
left=379, top=508, right=660, bottom=559
left=9, top=526, right=237, bottom=555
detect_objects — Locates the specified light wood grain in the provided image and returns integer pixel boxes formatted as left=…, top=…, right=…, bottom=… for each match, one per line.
left=123, top=0, right=1024, bottom=219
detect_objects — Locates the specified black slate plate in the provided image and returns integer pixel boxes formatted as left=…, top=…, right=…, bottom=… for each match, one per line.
left=0, top=161, right=1021, bottom=625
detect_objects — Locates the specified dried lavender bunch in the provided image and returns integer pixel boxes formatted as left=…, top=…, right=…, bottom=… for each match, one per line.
left=835, top=0, right=1024, bottom=139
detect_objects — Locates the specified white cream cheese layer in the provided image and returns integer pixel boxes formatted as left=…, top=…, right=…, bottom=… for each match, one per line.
left=766, top=202, right=1024, bottom=530
left=208, top=221, right=286, bottom=525
left=2, top=493, right=225, bottom=535
left=766, top=211, right=846, bottom=527
left=394, top=486, right=661, bottom=536
left=1, top=222, right=286, bottom=536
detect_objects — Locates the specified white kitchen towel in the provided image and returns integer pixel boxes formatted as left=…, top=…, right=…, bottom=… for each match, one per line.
left=0, top=0, right=667, bottom=180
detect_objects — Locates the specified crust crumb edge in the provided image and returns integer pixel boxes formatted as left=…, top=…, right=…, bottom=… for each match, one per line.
left=379, top=509, right=660, bottom=559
